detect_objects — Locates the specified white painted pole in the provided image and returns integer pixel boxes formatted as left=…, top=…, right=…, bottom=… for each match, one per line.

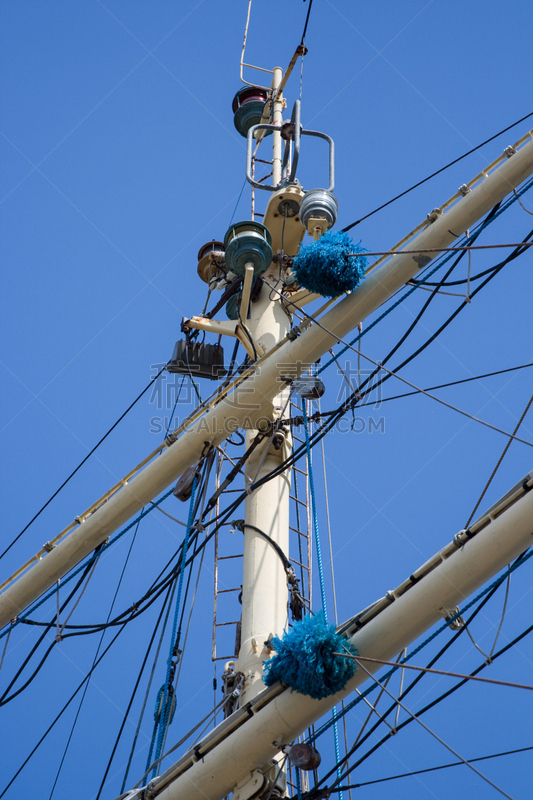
left=236, top=280, right=291, bottom=706
left=1, top=138, right=532, bottom=629
left=237, top=66, right=291, bottom=710
left=130, top=475, right=533, bottom=800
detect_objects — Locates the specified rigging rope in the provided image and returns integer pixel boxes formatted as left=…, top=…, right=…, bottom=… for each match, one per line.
left=310, top=550, right=533, bottom=745
left=465, top=392, right=533, bottom=528
left=0, top=623, right=128, bottom=798
left=341, top=112, right=533, bottom=232
left=301, top=400, right=343, bottom=796
left=52, top=513, right=143, bottom=800
left=0, top=364, right=168, bottom=562
left=0, top=488, right=175, bottom=639
left=322, top=177, right=533, bottom=373
left=356, top=658, right=514, bottom=798
left=324, top=745, right=533, bottom=791
left=306, top=557, right=531, bottom=798
left=318, top=621, right=533, bottom=794
left=146, top=473, right=198, bottom=779
left=120, top=578, right=178, bottom=793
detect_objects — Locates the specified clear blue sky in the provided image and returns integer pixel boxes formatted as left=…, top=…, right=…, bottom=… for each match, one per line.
left=1, top=2, right=532, bottom=799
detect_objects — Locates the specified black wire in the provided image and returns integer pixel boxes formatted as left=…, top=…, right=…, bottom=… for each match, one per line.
left=0, top=556, right=98, bottom=704
left=184, top=342, right=203, bottom=403
left=281, top=362, right=533, bottom=423
left=258, top=225, right=533, bottom=487
left=20, top=460, right=237, bottom=638
left=311, top=553, right=529, bottom=790
left=341, top=111, right=533, bottom=232
left=236, top=522, right=293, bottom=571
left=332, top=619, right=533, bottom=790
left=409, top=263, right=500, bottom=287
left=16, top=532, right=195, bottom=635
left=66, top=460, right=212, bottom=635
left=0, top=622, right=127, bottom=798
left=98, top=458, right=214, bottom=794
left=300, top=0, right=314, bottom=45
left=362, top=229, right=533, bottom=403
left=352, top=362, right=533, bottom=409
left=240, top=320, right=258, bottom=361
left=220, top=338, right=242, bottom=391
left=247, top=216, right=501, bottom=485
left=47, top=514, right=144, bottom=799
left=0, top=364, right=168, bottom=562
left=313, top=580, right=505, bottom=788
left=94, top=581, right=175, bottom=800
left=263, top=244, right=513, bottom=484
left=323, top=745, right=533, bottom=791
left=344, top=204, right=501, bottom=404
left=164, top=375, right=186, bottom=436
left=120, top=577, right=178, bottom=792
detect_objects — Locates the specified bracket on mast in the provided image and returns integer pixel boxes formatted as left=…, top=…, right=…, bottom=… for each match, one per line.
left=439, top=605, right=465, bottom=630
left=182, top=317, right=264, bottom=361
left=232, top=771, right=266, bottom=800
left=183, top=265, right=265, bottom=361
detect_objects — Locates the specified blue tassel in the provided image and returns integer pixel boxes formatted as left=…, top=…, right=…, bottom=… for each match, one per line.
left=263, top=613, right=357, bottom=700
left=292, top=231, right=367, bottom=298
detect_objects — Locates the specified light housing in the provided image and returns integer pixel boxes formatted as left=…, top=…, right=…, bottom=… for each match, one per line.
left=299, top=189, right=338, bottom=231
left=224, top=220, right=273, bottom=278
left=197, top=240, right=225, bottom=284
left=232, top=86, right=270, bottom=138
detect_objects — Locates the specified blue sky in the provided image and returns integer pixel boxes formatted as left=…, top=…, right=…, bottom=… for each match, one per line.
left=1, top=2, right=532, bottom=799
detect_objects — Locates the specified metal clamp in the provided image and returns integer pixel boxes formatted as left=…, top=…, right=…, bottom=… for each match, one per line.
left=246, top=100, right=335, bottom=192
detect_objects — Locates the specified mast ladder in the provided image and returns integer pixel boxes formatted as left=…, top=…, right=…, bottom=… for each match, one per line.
left=289, top=398, right=312, bottom=611
left=212, top=450, right=244, bottom=664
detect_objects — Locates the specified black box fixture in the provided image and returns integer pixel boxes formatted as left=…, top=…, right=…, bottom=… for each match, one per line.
left=167, top=340, right=227, bottom=380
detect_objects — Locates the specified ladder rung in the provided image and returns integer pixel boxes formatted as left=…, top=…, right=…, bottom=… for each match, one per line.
left=289, top=526, right=309, bottom=538
left=216, top=588, right=241, bottom=594
left=289, top=495, right=306, bottom=506
left=212, top=655, right=238, bottom=661
left=292, top=466, right=307, bottom=475
left=215, top=620, right=241, bottom=627
left=290, top=558, right=309, bottom=570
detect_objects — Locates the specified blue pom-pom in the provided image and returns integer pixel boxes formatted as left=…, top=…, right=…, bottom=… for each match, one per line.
left=292, top=231, right=367, bottom=298
left=262, top=613, right=357, bottom=700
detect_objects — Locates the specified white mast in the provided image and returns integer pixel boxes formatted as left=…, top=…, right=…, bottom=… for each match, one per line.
left=236, top=66, right=292, bottom=707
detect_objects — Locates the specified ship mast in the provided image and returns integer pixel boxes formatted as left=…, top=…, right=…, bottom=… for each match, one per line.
left=2, top=50, right=533, bottom=800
